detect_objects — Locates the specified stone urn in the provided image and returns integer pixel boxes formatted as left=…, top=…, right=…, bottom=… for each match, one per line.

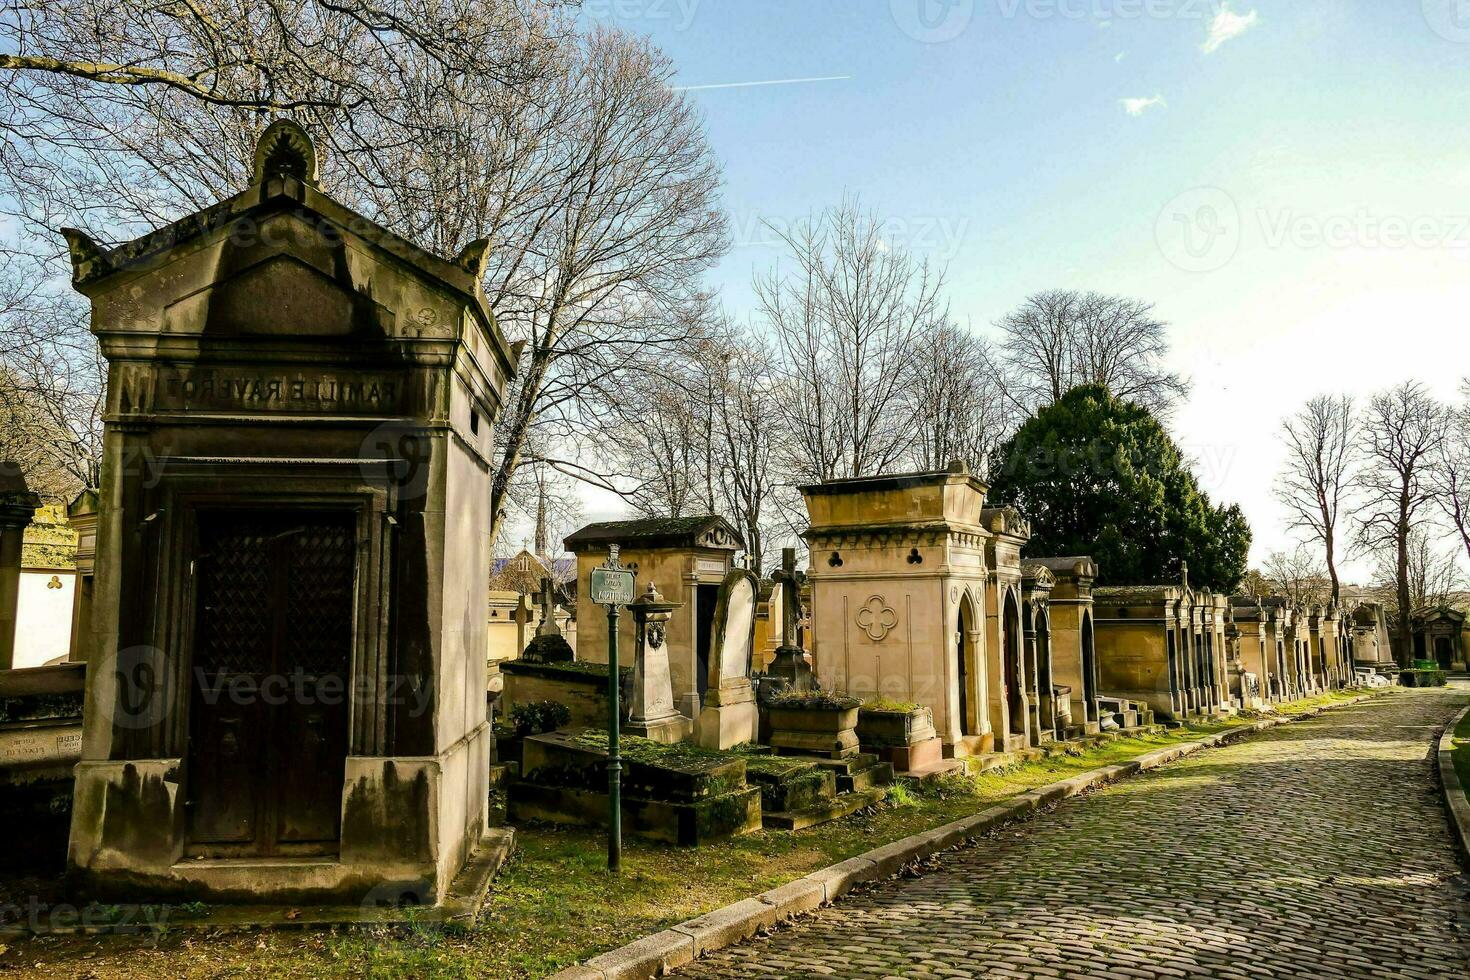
left=765, top=693, right=861, bottom=759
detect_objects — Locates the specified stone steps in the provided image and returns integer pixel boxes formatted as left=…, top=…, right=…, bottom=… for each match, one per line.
left=761, top=787, right=888, bottom=831
left=837, top=761, right=895, bottom=794
left=904, top=758, right=967, bottom=783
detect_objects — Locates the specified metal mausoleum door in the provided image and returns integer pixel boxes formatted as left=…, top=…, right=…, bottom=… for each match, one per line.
left=187, top=510, right=356, bottom=857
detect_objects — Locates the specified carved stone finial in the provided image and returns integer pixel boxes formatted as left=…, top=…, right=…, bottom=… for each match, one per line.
left=455, top=238, right=492, bottom=279
left=60, top=228, right=113, bottom=285
left=252, top=119, right=319, bottom=186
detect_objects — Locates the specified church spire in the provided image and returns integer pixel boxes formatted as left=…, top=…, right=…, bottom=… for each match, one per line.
left=534, top=477, right=548, bottom=557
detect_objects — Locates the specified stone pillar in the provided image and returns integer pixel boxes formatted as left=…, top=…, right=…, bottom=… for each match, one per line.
left=67, top=489, right=100, bottom=665
left=626, top=583, right=691, bottom=743
left=0, top=465, right=40, bottom=671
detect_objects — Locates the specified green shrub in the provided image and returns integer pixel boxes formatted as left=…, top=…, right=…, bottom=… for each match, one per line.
left=1400, top=669, right=1447, bottom=688
left=509, top=700, right=572, bottom=736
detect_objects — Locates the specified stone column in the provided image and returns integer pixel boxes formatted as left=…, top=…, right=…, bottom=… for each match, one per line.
left=0, top=465, right=40, bottom=671
left=626, top=582, right=692, bottom=744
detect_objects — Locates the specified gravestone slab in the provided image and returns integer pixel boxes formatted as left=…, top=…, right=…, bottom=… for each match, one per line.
left=697, top=570, right=760, bottom=750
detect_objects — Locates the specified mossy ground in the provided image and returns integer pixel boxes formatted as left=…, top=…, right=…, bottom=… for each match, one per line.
left=0, top=689, right=1371, bottom=980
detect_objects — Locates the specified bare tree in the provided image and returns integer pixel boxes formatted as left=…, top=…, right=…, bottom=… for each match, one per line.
left=1275, top=394, right=1357, bottom=603
left=758, top=199, right=945, bottom=483
left=613, top=334, right=713, bottom=520
left=0, top=2, right=564, bottom=128
left=1236, top=568, right=1272, bottom=600
left=1263, top=545, right=1331, bottom=607
left=1356, top=381, right=1449, bottom=663
left=909, top=322, right=1016, bottom=475
left=0, top=245, right=101, bottom=499
left=1431, top=379, right=1470, bottom=565
left=0, top=13, right=727, bottom=548
left=995, top=289, right=1188, bottom=417
left=710, top=330, right=781, bottom=575
left=1368, top=528, right=1462, bottom=619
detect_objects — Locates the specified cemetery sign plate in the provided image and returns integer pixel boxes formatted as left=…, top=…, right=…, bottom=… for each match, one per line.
left=589, top=566, right=636, bottom=606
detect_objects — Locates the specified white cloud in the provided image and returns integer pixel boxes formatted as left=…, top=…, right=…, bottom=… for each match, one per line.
left=1202, top=4, right=1259, bottom=54
left=1115, top=51, right=1127, bottom=63
left=1120, top=94, right=1166, bottom=117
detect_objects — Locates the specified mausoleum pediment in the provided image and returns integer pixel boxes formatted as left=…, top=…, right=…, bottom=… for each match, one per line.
left=60, top=120, right=512, bottom=383
left=184, top=252, right=389, bottom=338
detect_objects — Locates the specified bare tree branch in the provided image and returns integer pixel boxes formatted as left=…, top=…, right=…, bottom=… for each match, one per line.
left=1275, top=394, right=1357, bottom=604
left=995, top=289, right=1189, bottom=418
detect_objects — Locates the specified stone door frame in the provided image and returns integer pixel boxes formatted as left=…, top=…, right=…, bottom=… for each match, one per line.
left=109, top=460, right=395, bottom=766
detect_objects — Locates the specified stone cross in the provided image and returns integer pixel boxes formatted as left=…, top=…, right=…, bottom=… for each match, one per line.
left=775, top=547, right=801, bottom=650
left=536, top=576, right=558, bottom=637
left=764, top=546, right=815, bottom=692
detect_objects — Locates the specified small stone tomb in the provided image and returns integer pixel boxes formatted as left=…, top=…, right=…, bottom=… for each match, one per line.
left=507, top=729, right=761, bottom=846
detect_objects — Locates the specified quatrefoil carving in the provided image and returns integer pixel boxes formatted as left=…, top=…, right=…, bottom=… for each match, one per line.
left=856, top=595, right=898, bottom=642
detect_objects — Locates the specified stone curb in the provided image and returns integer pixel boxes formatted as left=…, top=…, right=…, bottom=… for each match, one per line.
left=1438, top=702, right=1470, bottom=863
left=550, top=693, right=1375, bottom=980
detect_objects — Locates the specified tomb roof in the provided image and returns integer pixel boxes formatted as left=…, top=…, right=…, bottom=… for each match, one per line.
left=1029, top=556, right=1098, bottom=580
left=979, top=506, right=1030, bottom=539
left=59, top=119, right=515, bottom=380
left=1093, top=584, right=1182, bottom=602
left=798, top=460, right=988, bottom=497
left=564, top=515, right=744, bottom=552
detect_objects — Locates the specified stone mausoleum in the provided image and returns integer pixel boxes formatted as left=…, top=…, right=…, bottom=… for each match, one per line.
left=63, top=121, right=516, bottom=904
left=566, top=516, right=742, bottom=719
left=800, top=463, right=1002, bottom=756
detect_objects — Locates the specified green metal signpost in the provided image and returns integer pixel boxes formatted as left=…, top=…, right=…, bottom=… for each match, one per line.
left=589, top=544, right=635, bottom=871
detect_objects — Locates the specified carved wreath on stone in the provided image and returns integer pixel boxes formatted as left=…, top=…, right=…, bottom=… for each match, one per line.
left=856, top=595, right=898, bottom=642
left=647, top=622, right=666, bottom=649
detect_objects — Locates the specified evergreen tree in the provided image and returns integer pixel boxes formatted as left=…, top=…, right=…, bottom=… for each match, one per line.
left=988, top=385, right=1251, bottom=592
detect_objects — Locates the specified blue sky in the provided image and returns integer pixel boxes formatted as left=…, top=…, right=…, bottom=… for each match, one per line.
left=571, top=1, right=1470, bottom=579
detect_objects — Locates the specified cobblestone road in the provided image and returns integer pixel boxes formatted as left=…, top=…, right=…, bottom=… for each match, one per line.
left=678, top=689, right=1470, bottom=980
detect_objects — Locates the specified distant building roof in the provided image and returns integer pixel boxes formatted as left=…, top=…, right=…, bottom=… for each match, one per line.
left=563, top=515, right=743, bottom=552
left=490, top=553, right=576, bottom=578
